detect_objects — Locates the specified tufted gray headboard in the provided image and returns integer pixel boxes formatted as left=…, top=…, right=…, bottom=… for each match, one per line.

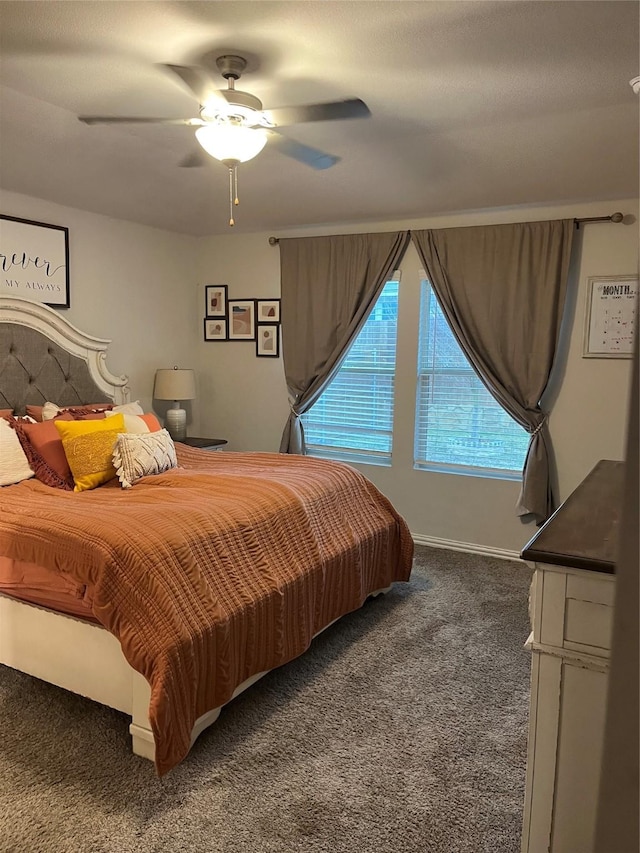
left=0, top=296, right=130, bottom=414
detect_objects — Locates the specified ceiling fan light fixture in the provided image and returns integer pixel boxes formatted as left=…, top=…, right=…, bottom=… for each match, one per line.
left=195, top=123, right=268, bottom=163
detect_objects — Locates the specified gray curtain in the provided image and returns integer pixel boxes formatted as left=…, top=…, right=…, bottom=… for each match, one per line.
left=279, top=231, right=411, bottom=454
left=411, top=220, right=574, bottom=523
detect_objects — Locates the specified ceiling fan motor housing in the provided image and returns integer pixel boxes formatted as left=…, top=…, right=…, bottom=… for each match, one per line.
left=200, top=88, right=264, bottom=123
left=216, top=55, right=248, bottom=81
left=199, top=55, right=264, bottom=121
left=222, top=89, right=263, bottom=112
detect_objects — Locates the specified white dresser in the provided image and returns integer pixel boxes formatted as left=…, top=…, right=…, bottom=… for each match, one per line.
left=520, top=460, right=622, bottom=853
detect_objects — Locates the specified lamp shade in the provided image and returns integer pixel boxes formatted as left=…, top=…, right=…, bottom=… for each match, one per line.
left=195, top=124, right=268, bottom=163
left=153, top=368, right=196, bottom=402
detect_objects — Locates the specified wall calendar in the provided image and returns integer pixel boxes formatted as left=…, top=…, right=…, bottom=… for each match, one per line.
left=583, top=275, right=638, bottom=358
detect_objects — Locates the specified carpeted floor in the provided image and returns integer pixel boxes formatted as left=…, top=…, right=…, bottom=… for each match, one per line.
left=0, top=545, right=532, bottom=853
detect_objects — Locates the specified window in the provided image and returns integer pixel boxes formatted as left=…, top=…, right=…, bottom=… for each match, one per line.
left=301, top=279, right=399, bottom=466
left=414, top=280, right=529, bottom=478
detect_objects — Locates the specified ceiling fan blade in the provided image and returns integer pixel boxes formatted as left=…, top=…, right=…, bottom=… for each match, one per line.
left=268, top=133, right=339, bottom=170
left=162, top=63, right=225, bottom=106
left=78, top=116, right=203, bottom=126
left=264, top=98, right=370, bottom=127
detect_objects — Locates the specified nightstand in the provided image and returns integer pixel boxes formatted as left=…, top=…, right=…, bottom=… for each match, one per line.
left=180, top=437, right=227, bottom=451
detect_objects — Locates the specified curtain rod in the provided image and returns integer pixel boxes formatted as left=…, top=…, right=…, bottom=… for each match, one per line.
left=574, top=212, right=624, bottom=228
left=267, top=213, right=625, bottom=244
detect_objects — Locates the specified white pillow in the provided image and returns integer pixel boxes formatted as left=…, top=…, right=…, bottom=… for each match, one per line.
left=111, top=401, right=144, bottom=415
left=112, top=429, right=177, bottom=489
left=105, top=411, right=158, bottom=433
left=42, top=401, right=63, bottom=421
left=0, top=419, right=35, bottom=486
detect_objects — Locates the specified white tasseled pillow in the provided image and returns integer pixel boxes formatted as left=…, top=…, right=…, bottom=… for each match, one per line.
left=0, top=419, right=35, bottom=486
left=112, top=429, right=177, bottom=489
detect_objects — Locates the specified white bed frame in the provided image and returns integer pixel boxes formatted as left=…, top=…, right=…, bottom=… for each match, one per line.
left=0, top=591, right=280, bottom=761
left=0, top=296, right=390, bottom=765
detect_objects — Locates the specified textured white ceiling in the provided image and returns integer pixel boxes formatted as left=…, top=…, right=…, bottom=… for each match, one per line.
left=0, top=0, right=638, bottom=236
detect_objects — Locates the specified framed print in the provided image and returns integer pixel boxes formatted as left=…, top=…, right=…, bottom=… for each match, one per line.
left=583, top=275, right=638, bottom=358
left=257, top=298, right=281, bottom=323
left=256, top=324, right=280, bottom=357
left=0, top=214, right=70, bottom=307
left=205, top=284, right=227, bottom=319
left=204, top=318, right=228, bottom=341
left=228, top=299, right=256, bottom=340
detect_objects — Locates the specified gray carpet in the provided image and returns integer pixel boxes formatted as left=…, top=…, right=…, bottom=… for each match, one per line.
left=0, top=546, right=532, bottom=853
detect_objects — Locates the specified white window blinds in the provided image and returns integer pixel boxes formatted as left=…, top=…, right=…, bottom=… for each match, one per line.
left=302, top=279, right=399, bottom=465
left=414, top=281, right=529, bottom=477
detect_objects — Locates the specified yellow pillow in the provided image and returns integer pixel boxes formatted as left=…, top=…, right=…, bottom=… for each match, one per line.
left=54, top=413, right=125, bottom=492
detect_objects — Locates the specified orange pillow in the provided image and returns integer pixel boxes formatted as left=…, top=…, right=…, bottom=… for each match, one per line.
left=28, top=402, right=113, bottom=422
left=137, top=413, right=162, bottom=432
left=74, top=412, right=109, bottom=421
left=0, top=409, right=14, bottom=420
left=64, top=404, right=113, bottom=418
left=105, top=411, right=161, bottom=433
left=25, top=405, right=44, bottom=422
left=14, top=414, right=75, bottom=489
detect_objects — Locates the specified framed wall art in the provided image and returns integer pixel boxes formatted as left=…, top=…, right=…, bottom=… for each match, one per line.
left=205, top=284, right=228, bottom=319
left=204, top=318, right=228, bottom=341
left=583, top=275, right=638, bottom=358
left=0, top=214, right=70, bottom=307
left=257, top=298, right=281, bottom=323
left=228, top=299, right=256, bottom=340
left=256, top=324, right=280, bottom=357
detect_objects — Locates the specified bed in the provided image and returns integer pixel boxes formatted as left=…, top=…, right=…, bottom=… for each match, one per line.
left=0, top=295, right=413, bottom=775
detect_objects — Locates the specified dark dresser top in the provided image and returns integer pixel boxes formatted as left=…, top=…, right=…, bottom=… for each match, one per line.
left=521, top=459, right=625, bottom=574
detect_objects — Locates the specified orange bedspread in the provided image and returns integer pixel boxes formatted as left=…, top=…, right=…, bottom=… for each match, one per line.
left=0, top=446, right=413, bottom=774
left=0, top=555, right=97, bottom=620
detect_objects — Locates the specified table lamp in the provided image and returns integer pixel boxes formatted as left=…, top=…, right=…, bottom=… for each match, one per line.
left=153, top=367, right=196, bottom=441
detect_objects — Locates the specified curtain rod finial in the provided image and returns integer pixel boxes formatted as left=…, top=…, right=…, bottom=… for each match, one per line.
left=268, top=236, right=279, bottom=246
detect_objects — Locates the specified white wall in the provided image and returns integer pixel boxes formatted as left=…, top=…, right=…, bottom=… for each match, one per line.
left=1, top=189, right=201, bottom=428
left=544, top=218, right=638, bottom=499
left=196, top=199, right=639, bottom=554
left=197, top=234, right=287, bottom=450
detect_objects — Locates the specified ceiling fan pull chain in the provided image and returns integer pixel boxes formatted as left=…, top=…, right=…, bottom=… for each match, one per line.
left=228, top=166, right=235, bottom=227
left=234, top=166, right=239, bottom=207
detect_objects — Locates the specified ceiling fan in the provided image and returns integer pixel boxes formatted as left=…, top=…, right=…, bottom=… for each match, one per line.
left=78, top=54, right=371, bottom=225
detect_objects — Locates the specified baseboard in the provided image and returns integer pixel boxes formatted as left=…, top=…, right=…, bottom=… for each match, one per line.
left=411, top=532, right=522, bottom=562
